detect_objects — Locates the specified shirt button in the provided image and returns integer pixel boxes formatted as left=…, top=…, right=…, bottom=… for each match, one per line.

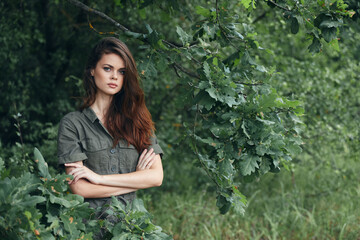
left=110, top=148, right=116, bottom=154
left=111, top=165, right=117, bottom=172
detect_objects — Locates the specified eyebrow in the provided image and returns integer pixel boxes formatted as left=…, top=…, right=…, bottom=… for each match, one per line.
left=103, top=64, right=125, bottom=70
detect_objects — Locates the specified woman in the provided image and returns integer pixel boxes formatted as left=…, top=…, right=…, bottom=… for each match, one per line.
left=57, top=37, right=163, bottom=212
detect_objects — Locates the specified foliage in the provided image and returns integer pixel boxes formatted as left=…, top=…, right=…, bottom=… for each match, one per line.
left=103, top=197, right=172, bottom=239
left=1, top=0, right=359, bottom=238
left=0, top=148, right=171, bottom=239
left=61, top=0, right=312, bottom=214
left=148, top=150, right=360, bottom=239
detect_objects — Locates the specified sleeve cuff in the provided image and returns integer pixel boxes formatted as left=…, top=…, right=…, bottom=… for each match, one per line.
left=58, top=153, right=88, bottom=165
left=148, top=144, right=163, bottom=159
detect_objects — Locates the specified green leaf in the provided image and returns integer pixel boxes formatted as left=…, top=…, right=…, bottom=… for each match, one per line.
left=329, top=38, right=340, bottom=52
left=319, top=20, right=342, bottom=28
left=322, top=27, right=337, bottom=43
left=241, top=120, right=250, bottom=139
left=196, top=91, right=216, bottom=110
left=198, top=154, right=216, bottom=170
left=285, top=143, right=302, bottom=155
left=290, top=17, right=300, bottom=34
left=206, top=87, right=218, bottom=101
left=124, top=31, right=145, bottom=40
left=239, top=153, right=259, bottom=176
left=203, top=23, right=217, bottom=39
left=240, top=0, right=256, bottom=9
left=219, top=159, right=234, bottom=181
left=131, top=198, right=148, bottom=213
left=314, top=13, right=331, bottom=28
left=49, top=194, right=72, bottom=208
left=259, top=157, right=271, bottom=175
left=195, top=6, right=211, bottom=17
left=34, top=147, right=51, bottom=179
left=203, top=61, right=211, bottom=79
left=232, top=186, right=247, bottom=215
left=176, top=26, right=192, bottom=46
left=256, top=116, right=275, bottom=125
left=212, top=57, right=218, bottom=66
left=216, top=194, right=232, bottom=214
left=18, top=195, right=46, bottom=208
left=308, top=37, right=322, bottom=53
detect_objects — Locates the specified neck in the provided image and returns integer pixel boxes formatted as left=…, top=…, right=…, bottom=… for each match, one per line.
left=90, top=93, right=113, bottom=121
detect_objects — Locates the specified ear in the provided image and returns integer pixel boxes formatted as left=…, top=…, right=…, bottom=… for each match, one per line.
left=90, top=69, right=94, bottom=76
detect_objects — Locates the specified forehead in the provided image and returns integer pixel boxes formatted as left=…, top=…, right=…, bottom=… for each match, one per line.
left=97, top=53, right=125, bottom=68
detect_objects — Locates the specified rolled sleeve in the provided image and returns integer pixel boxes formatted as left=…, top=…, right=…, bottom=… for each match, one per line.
left=57, top=117, right=87, bottom=166
left=148, top=135, right=164, bottom=158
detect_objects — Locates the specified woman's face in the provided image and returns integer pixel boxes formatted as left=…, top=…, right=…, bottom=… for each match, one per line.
left=91, top=53, right=125, bottom=97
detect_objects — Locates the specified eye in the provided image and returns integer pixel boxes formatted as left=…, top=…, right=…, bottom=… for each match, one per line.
left=103, top=67, right=111, bottom=72
left=119, top=70, right=126, bottom=75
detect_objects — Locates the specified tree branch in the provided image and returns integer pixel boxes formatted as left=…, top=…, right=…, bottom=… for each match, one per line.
left=252, top=11, right=269, bottom=24
left=172, top=63, right=201, bottom=79
left=67, top=0, right=203, bottom=81
left=266, top=0, right=291, bottom=12
left=67, top=0, right=130, bottom=32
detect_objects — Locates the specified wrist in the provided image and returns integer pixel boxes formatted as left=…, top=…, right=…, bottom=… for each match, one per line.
left=97, top=174, right=105, bottom=185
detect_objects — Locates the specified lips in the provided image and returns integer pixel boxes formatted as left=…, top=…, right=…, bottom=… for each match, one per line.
left=108, top=83, right=118, bottom=88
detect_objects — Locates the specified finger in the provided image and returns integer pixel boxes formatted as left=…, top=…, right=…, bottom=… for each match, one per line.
left=139, top=148, right=154, bottom=167
left=137, top=150, right=148, bottom=167
left=69, top=168, right=87, bottom=183
left=143, top=152, right=155, bottom=167
left=144, top=148, right=154, bottom=158
left=138, top=149, right=150, bottom=168
left=138, top=148, right=152, bottom=167
left=68, top=167, right=84, bottom=176
left=139, top=149, right=148, bottom=161
left=65, top=163, right=83, bottom=168
left=145, top=153, right=156, bottom=169
left=140, top=152, right=156, bottom=169
left=72, top=171, right=86, bottom=184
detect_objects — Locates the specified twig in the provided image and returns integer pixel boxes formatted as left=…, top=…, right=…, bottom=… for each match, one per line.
left=67, top=0, right=130, bottom=32
left=172, top=64, right=181, bottom=78
left=173, top=63, right=201, bottom=79
left=267, top=0, right=291, bottom=12
left=87, top=15, right=118, bottom=36
left=238, top=82, right=264, bottom=86
left=214, top=0, right=243, bottom=51
left=253, top=11, right=269, bottom=24
left=67, top=0, right=202, bottom=80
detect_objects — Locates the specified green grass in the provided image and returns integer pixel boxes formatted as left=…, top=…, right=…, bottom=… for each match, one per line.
left=143, top=154, right=360, bottom=240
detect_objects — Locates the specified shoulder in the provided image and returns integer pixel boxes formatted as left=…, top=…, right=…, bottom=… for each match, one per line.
left=58, top=110, right=85, bottom=132
left=61, top=110, right=83, bottom=122
left=60, top=110, right=83, bottom=125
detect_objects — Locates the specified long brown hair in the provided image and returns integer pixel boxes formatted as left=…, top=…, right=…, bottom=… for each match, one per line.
left=81, top=37, right=154, bottom=152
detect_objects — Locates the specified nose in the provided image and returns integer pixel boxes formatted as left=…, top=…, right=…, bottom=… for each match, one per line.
left=112, top=71, right=118, bottom=80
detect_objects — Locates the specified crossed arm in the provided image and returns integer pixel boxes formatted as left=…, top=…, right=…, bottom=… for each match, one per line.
left=65, top=148, right=163, bottom=198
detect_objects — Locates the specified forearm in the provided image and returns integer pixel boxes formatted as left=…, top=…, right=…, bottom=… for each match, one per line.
left=65, top=155, right=163, bottom=194
left=98, top=155, right=163, bottom=188
left=69, top=179, right=137, bottom=198
left=99, top=168, right=163, bottom=189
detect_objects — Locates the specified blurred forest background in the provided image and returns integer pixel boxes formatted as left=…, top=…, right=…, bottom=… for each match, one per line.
left=1, top=0, right=359, bottom=239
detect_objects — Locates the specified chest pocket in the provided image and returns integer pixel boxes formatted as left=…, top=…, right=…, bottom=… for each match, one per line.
left=80, top=138, right=110, bottom=175
left=117, top=140, right=139, bottom=173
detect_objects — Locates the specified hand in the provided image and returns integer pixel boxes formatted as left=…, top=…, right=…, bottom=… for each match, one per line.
left=65, top=163, right=103, bottom=185
left=136, top=148, right=156, bottom=171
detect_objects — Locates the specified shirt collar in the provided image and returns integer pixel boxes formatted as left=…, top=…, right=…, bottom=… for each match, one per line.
left=83, top=107, right=98, bottom=123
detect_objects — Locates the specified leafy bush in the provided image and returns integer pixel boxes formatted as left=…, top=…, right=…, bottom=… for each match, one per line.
left=0, top=148, right=172, bottom=239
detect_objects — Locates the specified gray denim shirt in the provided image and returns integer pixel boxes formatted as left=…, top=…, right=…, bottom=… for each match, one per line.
left=57, top=107, right=163, bottom=209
